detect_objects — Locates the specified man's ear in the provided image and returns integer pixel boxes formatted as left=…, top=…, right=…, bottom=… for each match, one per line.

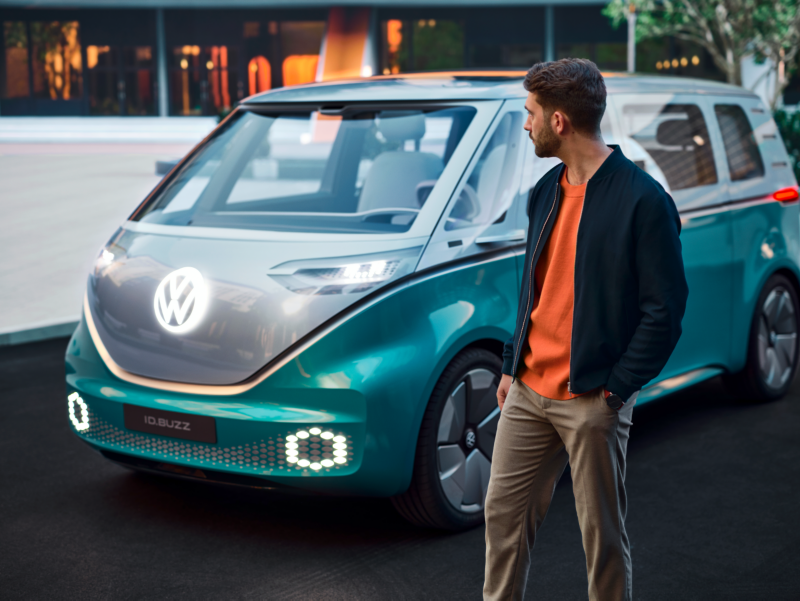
left=552, top=110, right=569, bottom=136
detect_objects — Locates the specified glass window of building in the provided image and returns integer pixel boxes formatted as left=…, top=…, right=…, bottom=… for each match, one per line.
left=557, top=43, right=626, bottom=71
left=637, top=38, right=725, bottom=80
left=248, top=56, right=271, bottom=96
left=123, top=46, right=155, bottom=115
left=30, top=21, right=83, bottom=100
left=380, top=19, right=465, bottom=74
left=2, top=22, right=30, bottom=99
left=283, top=55, right=318, bottom=87
left=171, top=45, right=238, bottom=116
left=86, top=45, right=118, bottom=114
left=470, top=44, right=542, bottom=69
left=280, top=21, right=324, bottom=86
left=86, top=45, right=155, bottom=115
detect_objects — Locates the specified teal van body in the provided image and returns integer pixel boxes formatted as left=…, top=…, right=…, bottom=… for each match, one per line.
left=65, top=73, right=800, bottom=525
left=67, top=249, right=518, bottom=496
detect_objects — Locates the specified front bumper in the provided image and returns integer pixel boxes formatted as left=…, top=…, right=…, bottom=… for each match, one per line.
left=68, top=387, right=360, bottom=483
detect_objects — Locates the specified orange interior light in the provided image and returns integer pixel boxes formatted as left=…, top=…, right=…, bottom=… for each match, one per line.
left=774, top=187, right=799, bottom=202
left=248, top=56, right=271, bottom=95
left=283, top=55, right=319, bottom=87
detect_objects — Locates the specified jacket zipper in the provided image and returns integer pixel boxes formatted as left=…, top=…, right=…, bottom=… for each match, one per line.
left=512, top=181, right=560, bottom=378
left=567, top=180, right=588, bottom=397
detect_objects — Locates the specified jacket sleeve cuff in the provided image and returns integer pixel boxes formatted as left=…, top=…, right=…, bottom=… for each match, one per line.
left=605, top=371, right=639, bottom=404
left=502, top=356, right=515, bottom=377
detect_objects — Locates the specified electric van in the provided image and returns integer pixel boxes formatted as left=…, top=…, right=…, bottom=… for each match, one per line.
left=66, top=72, right=800, bottom=530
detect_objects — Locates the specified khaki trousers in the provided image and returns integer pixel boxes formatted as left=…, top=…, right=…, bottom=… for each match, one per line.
left=483, top=379, right=637, bottom=601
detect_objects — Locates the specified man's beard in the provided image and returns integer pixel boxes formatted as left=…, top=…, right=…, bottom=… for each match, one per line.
left=532, top=119, right=561, bottom=158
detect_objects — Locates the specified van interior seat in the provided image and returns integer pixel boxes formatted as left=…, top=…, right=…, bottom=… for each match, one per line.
left=357, top=113, right=444, bottom=213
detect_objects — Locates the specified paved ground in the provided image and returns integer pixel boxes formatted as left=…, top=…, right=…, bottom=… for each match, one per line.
left=0, top=117, right=215, bottom=334
left=2, top=338, right=800, bottom=600
left=0, top=145, right=187, bottom=332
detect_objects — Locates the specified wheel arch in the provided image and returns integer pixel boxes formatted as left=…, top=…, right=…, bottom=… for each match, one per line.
left=731, top=261, right=800, bottom=373
left=394, top=328, right=508, bottom=495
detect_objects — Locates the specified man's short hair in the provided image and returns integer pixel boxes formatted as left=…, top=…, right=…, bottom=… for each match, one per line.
left=523, top=58, right=607, bottom=136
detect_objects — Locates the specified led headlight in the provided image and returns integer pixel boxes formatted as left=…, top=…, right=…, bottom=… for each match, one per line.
left=284, top=428, right=350, bottom=470
left=301, top=259, right=400, bottom=285
left=268, top=247, right=422, bottom=296
left=67, top=392, right=90, bottom=432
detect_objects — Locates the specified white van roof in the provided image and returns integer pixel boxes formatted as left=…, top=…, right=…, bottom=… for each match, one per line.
left=243, top=71, right=760, bottom=105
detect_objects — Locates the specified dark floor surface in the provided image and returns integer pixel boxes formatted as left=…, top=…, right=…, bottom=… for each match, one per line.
left=1, top=338, right=800, bottom=600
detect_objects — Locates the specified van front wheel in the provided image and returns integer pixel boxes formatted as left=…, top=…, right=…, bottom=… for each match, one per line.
left=392, top=348, right=501, bottom=530
left=725, top=274, right=800, bottom=401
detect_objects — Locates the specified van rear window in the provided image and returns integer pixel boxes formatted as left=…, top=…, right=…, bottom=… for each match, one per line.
left=714, top=104, right=765, bottom=182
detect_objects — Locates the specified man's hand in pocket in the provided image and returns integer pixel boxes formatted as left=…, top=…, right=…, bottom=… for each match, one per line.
left=497, top=374, right=513, bottom=410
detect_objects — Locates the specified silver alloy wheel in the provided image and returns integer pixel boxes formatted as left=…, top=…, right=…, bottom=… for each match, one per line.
left=757, top=286, right=798, bottom=390
left=436, top=368, right=500, bottom=513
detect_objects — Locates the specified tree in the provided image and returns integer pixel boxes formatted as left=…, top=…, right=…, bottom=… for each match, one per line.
left=604, top=1, right=800, bottom=107
left=750, top=2, right=800, bottom=107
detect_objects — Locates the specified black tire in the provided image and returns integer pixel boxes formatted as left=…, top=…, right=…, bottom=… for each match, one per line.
left=723, top=273, right=800, bottom=402
left=392, top=348, right=502, bottom=530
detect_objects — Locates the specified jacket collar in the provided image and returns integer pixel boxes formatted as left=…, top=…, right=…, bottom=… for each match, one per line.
left=551, top=145, right=624, bottom=187
left=589, top=145, right=625, bottom=182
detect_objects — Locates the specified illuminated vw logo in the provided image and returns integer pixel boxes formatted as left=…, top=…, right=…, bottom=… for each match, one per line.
left=153, top=267, right=208, bottom=334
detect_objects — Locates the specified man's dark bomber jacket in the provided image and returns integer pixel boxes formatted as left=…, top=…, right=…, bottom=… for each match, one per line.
left=502, top=146, right=689, bottom=402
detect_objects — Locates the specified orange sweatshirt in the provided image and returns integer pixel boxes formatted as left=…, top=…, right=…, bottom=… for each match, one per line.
left=519, top=168, right=587, bottom=400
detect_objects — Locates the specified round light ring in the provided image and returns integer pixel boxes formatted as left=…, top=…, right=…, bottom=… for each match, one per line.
left=67, top=392, right=90, bottom=432
left=285, top=428, right=349, bottom=469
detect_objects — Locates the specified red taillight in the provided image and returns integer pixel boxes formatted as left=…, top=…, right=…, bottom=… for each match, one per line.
left=774, top=187, right=799, bottom=202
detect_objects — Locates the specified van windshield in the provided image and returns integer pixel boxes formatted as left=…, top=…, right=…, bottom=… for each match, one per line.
left=134, top=106, right=477, bottom=234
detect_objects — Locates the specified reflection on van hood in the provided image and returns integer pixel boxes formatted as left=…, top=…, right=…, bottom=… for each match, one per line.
left=88, top=227, right=423, bottom=385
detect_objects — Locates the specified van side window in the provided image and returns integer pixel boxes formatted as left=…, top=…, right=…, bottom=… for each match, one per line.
left=714, top=104, right=765, bottom=181
left=621, top=103, right=717, bottom=192
left=444, top=112, right=523, bottom=231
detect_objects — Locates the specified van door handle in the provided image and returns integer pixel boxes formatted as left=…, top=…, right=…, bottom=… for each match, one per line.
left=475, top=229, right=526, bottom=245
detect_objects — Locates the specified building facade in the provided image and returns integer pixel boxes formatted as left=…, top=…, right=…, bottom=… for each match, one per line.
left=0, top=0, right=736, bottom=118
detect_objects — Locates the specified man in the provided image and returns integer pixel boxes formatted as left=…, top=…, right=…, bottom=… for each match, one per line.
left=483, top=59, right=688, bottom=600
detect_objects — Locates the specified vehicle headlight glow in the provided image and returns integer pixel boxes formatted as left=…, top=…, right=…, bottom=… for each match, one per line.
left=67, top=392, right=90, bottom=431
left=283, top=427, right=350, bottom=471
left=268, top=247, right=422, bottom=296
left=301, top=260, right=399, bottom=285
